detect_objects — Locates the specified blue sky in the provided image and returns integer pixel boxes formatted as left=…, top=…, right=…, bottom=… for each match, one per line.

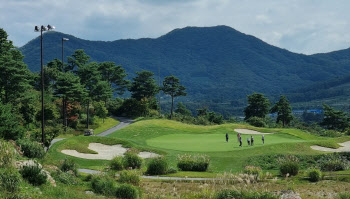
left=1, top=0, right=349, bottom=54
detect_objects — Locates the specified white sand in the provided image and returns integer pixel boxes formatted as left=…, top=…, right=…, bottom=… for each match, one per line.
left=310, top=141, right=350, bottom=152
left=61, top=143, right=160, bottom=160
left=234, top=129, right=272, bottom=135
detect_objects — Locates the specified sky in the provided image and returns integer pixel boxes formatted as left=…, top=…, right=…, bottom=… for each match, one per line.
left=0, top=0, right=349, bottom=55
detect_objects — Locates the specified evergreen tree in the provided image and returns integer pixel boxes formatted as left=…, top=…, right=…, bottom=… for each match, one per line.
left=66, top=49, right=90, bottom=72
left=244, top=93, right=270, bottom=120
left=175, top=102, right=192, bottom=116
left=270, top=95, right=293, bottom=127
left=162, top=75, right=187, bottom=119
left=0, top=29, right=32, bottom=103
left=321, top=104, right=349, bottom=131
left=94, top=101, right=108, bottom=123
left=0, top=102, right=24, bottom=140
left=129, top=70, right=159, bottom=101
left=98, top=62, right=129, bottom=95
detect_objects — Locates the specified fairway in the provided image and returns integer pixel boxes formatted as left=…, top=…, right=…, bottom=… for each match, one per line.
left=146, top=133, right=305, bottom=152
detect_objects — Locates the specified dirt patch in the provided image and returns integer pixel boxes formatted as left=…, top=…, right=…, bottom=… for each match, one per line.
left=234, top=129, right=272, bottom=135
left=61, top=143, right=159, bottom=160
left=310, top=141, right=350, bottom=152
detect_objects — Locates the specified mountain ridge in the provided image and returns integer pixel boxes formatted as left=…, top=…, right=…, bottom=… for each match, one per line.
left=19, top=25, right=350, bottom=112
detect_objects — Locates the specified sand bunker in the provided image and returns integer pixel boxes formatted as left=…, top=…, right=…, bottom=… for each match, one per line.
left=61, top=143, right=160, bottom=160
left=311, top=141, right=350, bottom=152
left=234, top=129, right=272, bottom=135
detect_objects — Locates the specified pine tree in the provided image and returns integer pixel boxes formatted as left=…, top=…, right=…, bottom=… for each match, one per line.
left=162, top=75, right=187, bottom=119
left=270, top=95, right=293, bottom=127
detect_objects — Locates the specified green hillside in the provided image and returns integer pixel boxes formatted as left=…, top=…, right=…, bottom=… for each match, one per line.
left=19, top=26, right=350, bottom=114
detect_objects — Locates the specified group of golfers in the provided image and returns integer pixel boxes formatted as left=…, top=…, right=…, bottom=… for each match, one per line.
left=225, top=132, right=265, bottom=147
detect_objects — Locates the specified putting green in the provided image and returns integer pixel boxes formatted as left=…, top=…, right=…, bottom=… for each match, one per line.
left=146, top=133, right=305, bottom=152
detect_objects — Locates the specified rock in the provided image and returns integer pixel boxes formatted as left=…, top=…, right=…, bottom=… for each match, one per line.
left=85, top=191, right=94, bottom=195
left=15, top=160, right=56, bottom=187
left=280, top=190, right=302, bottom=199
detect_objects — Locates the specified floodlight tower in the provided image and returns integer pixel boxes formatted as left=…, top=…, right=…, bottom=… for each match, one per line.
left=34, top=24, right=55, bottom=145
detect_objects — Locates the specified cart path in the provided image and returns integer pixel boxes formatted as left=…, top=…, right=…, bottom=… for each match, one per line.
left=49, top=117, right=133, bottom=149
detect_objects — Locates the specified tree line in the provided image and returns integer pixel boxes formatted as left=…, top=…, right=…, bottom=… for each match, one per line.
left=0, top=28, right=188, bottom=146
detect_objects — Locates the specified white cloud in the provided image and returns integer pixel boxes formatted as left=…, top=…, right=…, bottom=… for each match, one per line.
left=0, top=0, right=350, bottom=54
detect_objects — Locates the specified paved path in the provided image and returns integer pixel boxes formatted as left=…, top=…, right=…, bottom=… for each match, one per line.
left=49, top=117, right=133, bottom=149
left=78, top=169, right=215, bottom=181
left=97, top=117, right=134, bottom=137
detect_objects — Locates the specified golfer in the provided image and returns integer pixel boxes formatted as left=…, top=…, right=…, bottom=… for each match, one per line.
left=251, top=136, right=254, bottom=146
left=262, top=135, right=264, bottom=144
left=239, top=136, right=242, bottom=147
left=226, top=133, right=229, bottom=142
left=247, top=137, right=250, bottom=146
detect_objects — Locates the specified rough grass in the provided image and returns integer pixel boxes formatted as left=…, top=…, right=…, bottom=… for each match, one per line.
left=94, top=117, right=120, bottom=135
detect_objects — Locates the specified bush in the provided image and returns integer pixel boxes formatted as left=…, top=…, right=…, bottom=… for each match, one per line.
left=0, top=168, right=21, bottom=193
left=16, top=139, right=45, bottom=159
left=280, top=162, right=299, bottom=176
left=320, top=154, right=349, bottom=171
left=278, top=155, right=299, bottom=176
left=308, top=169, right=322, bottom=182
left=54, top=170, right=78, bottom=185
left=177, top=154, right=210, bottom=172
left=110, top=156, right=124, bottom=171
left=118, top=170, right=140, bottom=185
left=123, top=152, right=142, bottom=169
left=20, top=162, right=47, bottom=186
left=167, top=167, right=177, bottom=174
left=0, top=140, right=16, bottom=167
left=215, top=189, right=278, bottom=199
left=246, top=117, right=266, bottom=127
left=243, top=166, right=262, bottom=176
left=115, top=183, right=139, bottom=199
left=91, top=174, right=117, bottom=196
left=146, top=157, right=168, bottom=175
left=59, top=158, right=78, bottom=176
left=337, top=192, right=350, bottom=199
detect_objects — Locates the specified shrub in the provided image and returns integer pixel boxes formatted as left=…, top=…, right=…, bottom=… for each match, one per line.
left=247, top=116, right=266, bottom=127
left=278, top=155, right=299, bottom=176
left=177, top=154, right=210, bottom=172
left=167, top=167, right=177, bottom=174
left=115, top=183, right=139, bottom=199
left=16, top=139, right=45, bottom=159
left=215, top=189, right=278, bottom=199
left=110, top=156, right=124, bottom=171
left=118, top=170, right=140, bottom=185
left=54, top=170, right=78, bottom=185
left=307, top=169, right=322, bottom=182
left=91, top=174, right=117, bottom=196
left=59, top=158, right=78, bottom=176
left=0, top=168, right=21, bottom=193
left=0, top=140, right=16, bottom=167
left=243, top=166, right=262, bottom=176
left=123, top=152, right=142, bottom=169
left=320, top=154, right=349, bottom=171
left=146, top=156, right=168, bottom=175
left=337, top=192, right=350, bottom=199
left=20, top=162, right=47, bottom=186
left=280, top=162, right=299, bottom=176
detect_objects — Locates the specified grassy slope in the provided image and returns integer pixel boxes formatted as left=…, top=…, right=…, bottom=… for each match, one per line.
left=46, top=119, right=350, bottom=173
left=107, top=119, right=350, bottom=173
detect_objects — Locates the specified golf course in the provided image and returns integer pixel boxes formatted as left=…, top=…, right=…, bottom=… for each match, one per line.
left=46, top=118, right=350, bottom=174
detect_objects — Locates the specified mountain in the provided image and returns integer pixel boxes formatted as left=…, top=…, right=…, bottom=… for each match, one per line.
left=19, top=25, right=350, bottom=114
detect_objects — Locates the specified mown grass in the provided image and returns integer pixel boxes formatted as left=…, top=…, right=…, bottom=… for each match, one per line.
left=46, top=119, right=350, bottom=173
left=107, top=119, right=350, bottom=173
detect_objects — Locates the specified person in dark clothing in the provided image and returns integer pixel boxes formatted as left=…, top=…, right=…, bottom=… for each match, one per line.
left=251, top=136, right=254, bottom=146
left=262, top=135, right=265, bottom=144
left=226, top=133, right=229, bottom=142
left=247, top=137, right=250, bottom=146
left=239, top=136, right=242, bottom=147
